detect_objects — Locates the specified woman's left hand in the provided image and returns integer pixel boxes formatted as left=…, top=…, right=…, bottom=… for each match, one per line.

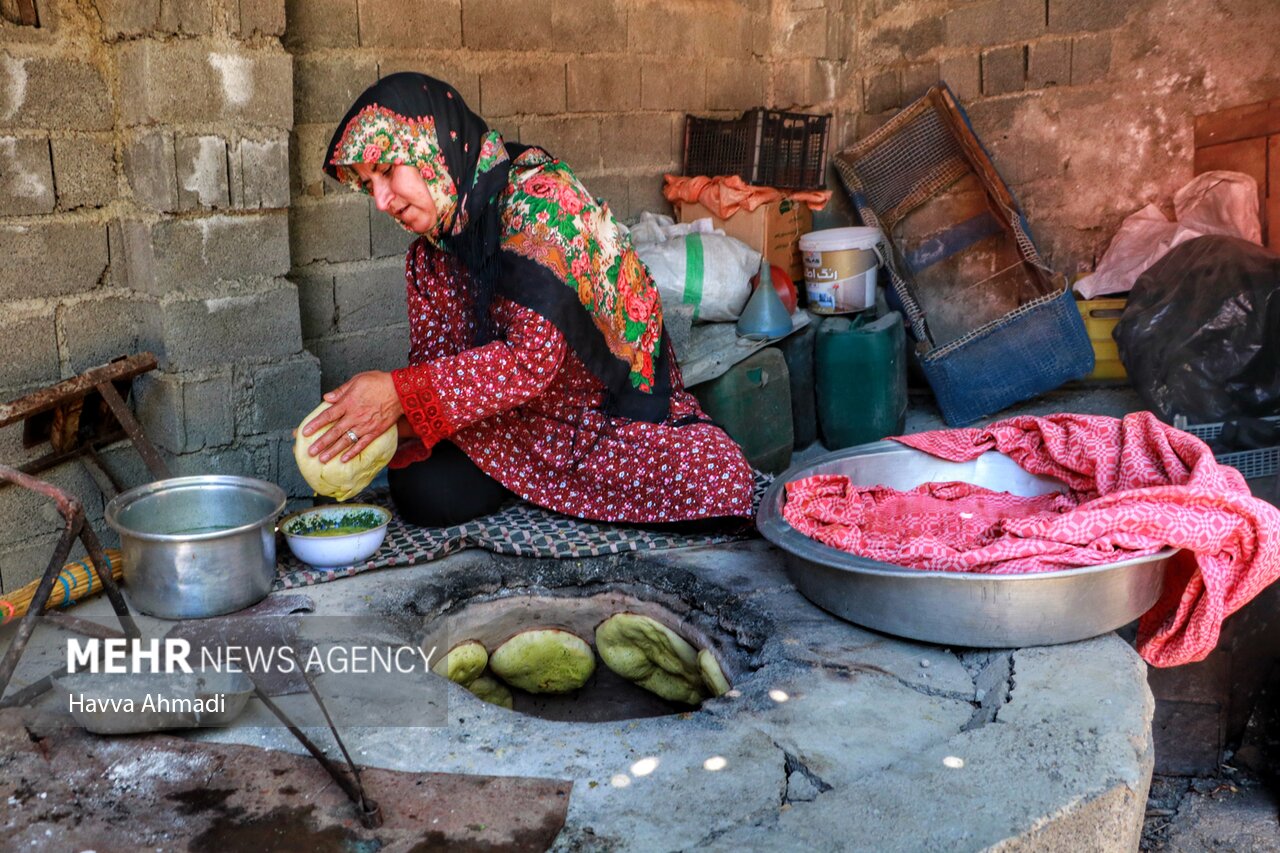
left=302, top=371, right=404, bottom=463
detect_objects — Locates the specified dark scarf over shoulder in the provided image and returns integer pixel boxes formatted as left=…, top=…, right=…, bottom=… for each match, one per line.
left=325, top=73, right=672, bottom=422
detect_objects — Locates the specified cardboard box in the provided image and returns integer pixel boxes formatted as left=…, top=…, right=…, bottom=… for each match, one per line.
left=675, top=198, right=812, bottom=283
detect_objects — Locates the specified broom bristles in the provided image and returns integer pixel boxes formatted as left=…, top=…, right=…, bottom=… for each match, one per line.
left=0, top=549, right=124, bottom=625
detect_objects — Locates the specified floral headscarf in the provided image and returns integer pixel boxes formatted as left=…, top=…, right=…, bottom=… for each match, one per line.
left=325, top=73, right=672, bottom=422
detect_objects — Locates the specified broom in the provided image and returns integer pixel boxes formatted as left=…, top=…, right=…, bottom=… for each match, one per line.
left=0, top=549, right=124, bottom=625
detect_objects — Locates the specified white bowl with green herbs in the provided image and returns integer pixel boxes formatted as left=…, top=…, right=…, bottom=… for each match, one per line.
left=280, top=504, right=392, bottom=568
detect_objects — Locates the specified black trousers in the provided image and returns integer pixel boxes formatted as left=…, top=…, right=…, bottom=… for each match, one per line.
left=387, top=440, right=512, bottom=527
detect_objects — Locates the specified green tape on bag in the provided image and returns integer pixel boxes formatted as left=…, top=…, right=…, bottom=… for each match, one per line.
left=684, top=233, right=704, bottom=320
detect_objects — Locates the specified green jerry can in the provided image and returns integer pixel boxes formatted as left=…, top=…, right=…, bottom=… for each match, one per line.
left=815, top=311, right=908, bottom=449
left=778, top=324, right=817, bottom=449
left=692, top=347, right=794, bottom=474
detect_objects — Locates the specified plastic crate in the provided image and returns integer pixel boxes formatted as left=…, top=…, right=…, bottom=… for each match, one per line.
left=683, top=109, right=831, bottom=190
left=1179, top=415, right=1280, bottom=480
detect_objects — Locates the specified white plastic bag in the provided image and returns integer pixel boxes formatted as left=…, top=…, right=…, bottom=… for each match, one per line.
left=1074, top=171, right=1262, bottom=299
left=634, top=226, right=761, bottom=322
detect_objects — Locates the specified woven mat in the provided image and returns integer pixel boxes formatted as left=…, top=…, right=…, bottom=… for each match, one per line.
left=274, top=473, right=772, bottom=590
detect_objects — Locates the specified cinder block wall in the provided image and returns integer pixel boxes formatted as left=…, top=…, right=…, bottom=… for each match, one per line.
left=797, top=0, right=1280, bottom=274
left=286, top=0, right=771, bottom=392
left=0, top=0, right=317, bottom=591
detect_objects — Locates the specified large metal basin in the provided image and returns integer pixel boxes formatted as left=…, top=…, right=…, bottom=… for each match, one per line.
left=757, top=441, right=1176, bottom=647
left=105, top=475, right=286, bottom=619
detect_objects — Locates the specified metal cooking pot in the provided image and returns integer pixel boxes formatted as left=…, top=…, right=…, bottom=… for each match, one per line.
left=757, top=441, right=1177, bottom=648
left=105, top=475, right=287, bottom=619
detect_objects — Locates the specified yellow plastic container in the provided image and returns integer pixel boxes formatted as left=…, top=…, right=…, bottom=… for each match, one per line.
left=1076, top=297, right=1127, bottom=381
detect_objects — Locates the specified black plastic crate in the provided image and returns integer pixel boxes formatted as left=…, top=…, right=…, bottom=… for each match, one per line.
left=683, top=109, right=831, bottom=190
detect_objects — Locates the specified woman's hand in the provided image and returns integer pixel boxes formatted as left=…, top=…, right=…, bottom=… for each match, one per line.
left=302, top=371, right=404, bottom=464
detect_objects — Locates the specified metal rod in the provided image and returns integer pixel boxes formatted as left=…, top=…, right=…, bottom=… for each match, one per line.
left=77, top=524, right=141, bottom=640
left=0, top=354, right=158, bottom=429
left=16, top=431, right=127, bottom=479
left=0, top=673, right=52, bottom=709
left=250, top=683, right=367, bottom=808
left=0, top=516, right=81, bottom=698
left=42, top=610, right=126, bottom=640
left=95, top=380, right=170, bottom=481
left=301, top=669, right=382, bottom=827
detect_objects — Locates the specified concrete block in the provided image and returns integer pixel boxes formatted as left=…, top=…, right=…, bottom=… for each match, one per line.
left=552, top=0, right=626, bottom=51
left=157, top=0, right=213, bottom=35
left=168, top=440, right=275, bottom=482
left=864, top=69, right=901, bottom=114
left=237, top=0, right=286, bottom=37
left=0, top=311, right=58, bottom=389
left=945, top=0, right=1044, bottom=47
left=982, top=45, right=1026, bottom=95
left=231, top=135, right=290, bottom=209
left=122, top=214, right=291, bottom=294
left=57, top=293, right=164, bottom=375
left=370, top=206, right=416, bottom=258
left=626, top=174, right=670, bottom=220
left=273, top=432, right=313, bottom=498
left=124, top=131, right=178, bottom=211
left=358, top=0, right=460, bottom=48
left=1028, top=38, right=1072, bottom=88
left=519, top=116, right=602, bottom=172
left=567, top=58, right=639, bottom=113
left=294, top=55, right=377, bottom=125
left=0, top=56, right=112, bottom=131
left=599, top=114, right=675, bottom=171
left=51, top=134, right=116, bottom=211
left=291, top=123, right=331, bottom=200
left=177, top=135, right=231, bottom=210
left=627, top=3, right=700, bottom=54
left=480, top=61, right=566, bottom=117
left=1048, top=0, right=1127, bottom=33
left=334, top=258, right=409, bottom=333
left=772, top=7, right=830, bottom=59
left=1071, top=34, right=1111, bottom=85
left=641, top=61, right=706, bottom=112
left=376, top=61, right=480, bottom=108
left=291, top=269, right=336, bottom=339
left=94, top=0, right=162, bottom=38
left=692, top=4, right=755, bottom=58
left=706, top=61, right=764, bottom=112
left=135, top=368, right=235, bottom=453
left=0, top=461, right=103, bottom=549
left=0, top=221, right=108, bottom=301
left=159, top=280, right=303, bottom=371
left=305, top=326, right=410, bottom=392
left=290, top=195, right=371, bottom=265
left=0, top=135, right=54, bottom=214
left=1, top=531, right=70, bottom=593
left=902, top=62, right=941, bottom=103
left=284, top=0, right=358, bottom=48
left=235, top=352, right=321, bottom=435
left=117, top=42, right=292, bottom=128
left=580, top=173, right=627, bottom=215
left=463, top=0, right=555, bottom=50
left=941, top=54, right=981, bottom=102
left=864, top=16, right=944, bottom=64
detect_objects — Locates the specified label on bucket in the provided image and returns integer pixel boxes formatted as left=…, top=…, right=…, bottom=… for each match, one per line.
left=804, top=248, right=878, bottom=315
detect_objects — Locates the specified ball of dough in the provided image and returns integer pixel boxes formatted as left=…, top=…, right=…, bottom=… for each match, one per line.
left=293, top=401, right=398, bottom=502
left=698, top=649, right=731, bottom=697
left=489, top=629, right=596, bottom=694
left=595, top=613, right=707, bottom=705
left=467, top=674, right=514, bottom=709
left=431, top=641, right=488, bottom=687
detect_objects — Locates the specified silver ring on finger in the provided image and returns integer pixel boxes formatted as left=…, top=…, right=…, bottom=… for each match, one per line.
left=346, top=429, right=360, bottom=444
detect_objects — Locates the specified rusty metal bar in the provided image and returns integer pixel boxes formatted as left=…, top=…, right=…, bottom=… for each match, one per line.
left=16, top=430, right=127, bottom=478
left=0, top=514, right=80, bottom=698
left=0, top=353, right=157, bottom=429
left=95, top=379, right=170, bottom=481
left=0, top=673, right=52, bottom=709
left=15, top=0, right=37, bottom=26
left=77, top=523, right=140, bottom=640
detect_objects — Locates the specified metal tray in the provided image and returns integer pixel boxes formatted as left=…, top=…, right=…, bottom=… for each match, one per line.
left=757, top=441, right=1177, bottom=648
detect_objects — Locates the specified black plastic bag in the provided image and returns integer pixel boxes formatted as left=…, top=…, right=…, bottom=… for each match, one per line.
left=1114, top=235, right=1280, bottom=422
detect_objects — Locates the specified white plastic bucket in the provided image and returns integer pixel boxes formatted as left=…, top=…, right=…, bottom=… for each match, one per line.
left=799, top=226, right=884, bottom=315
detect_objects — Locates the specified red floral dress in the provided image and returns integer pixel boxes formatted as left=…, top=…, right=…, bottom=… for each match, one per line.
left=388, top=241, right=756, bottom=523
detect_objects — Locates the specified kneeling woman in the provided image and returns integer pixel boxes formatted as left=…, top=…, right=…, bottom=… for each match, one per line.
left=302, top=73, right=754, bottom=528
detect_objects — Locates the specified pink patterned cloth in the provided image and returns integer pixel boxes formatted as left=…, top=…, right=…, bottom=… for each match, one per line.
left=783, top=412, right=1280, bottom=666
